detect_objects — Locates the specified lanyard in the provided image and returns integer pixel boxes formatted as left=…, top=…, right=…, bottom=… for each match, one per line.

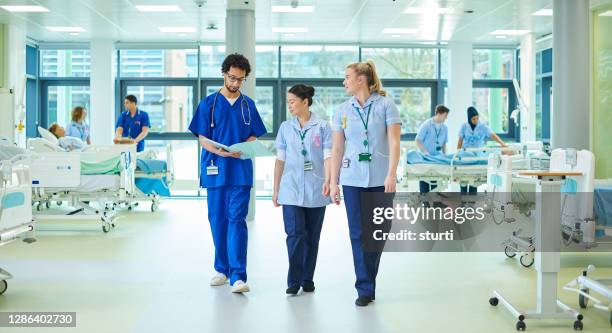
left=354, top=104, right=372, bottom=151
left=433, top=123, right=442, bottom=145
left=295, top=127, right=310, bottom=156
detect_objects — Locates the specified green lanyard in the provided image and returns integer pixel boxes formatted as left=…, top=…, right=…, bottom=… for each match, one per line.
left=354, top=104, right=372, bottom=151
left=296, top=127, right=310, bottom=157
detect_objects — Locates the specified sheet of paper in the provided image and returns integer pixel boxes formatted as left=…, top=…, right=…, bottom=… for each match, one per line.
left=229, top=140, right=273, bottom=160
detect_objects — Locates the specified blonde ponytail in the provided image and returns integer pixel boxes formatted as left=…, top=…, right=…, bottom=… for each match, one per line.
left=346, top=60, right=387, bottom=97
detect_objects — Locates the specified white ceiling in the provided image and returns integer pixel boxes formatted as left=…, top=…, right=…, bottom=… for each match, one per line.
left=0, top=0, right=609, bottom=45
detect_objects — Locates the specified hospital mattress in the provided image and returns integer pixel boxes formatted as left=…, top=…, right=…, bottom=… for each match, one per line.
left=406, top=163, right=487, bottom=177
left=136, top=159, right=167, bottom=174
left=43, top=175, right=120, bottom=193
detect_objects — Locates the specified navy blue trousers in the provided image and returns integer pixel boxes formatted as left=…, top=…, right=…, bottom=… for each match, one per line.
left=282, top=205, right=326, bottom=288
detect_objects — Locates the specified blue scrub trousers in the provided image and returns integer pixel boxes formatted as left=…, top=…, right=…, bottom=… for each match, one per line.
left=342, top=186, right=388, bottom=298
left=207, top=185, right=251, bottom=284
left=282, top=205, right=326, bottom=288
left=460, top=185, right=478, bottom=194
left=419, top=180, right=437, bottom=193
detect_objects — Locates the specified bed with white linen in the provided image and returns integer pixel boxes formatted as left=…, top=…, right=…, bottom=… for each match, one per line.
left=27, top=131, right=136, bottom=233
left=405, top=143, right=544, bottom=191
left=0, top=153, right=36, bottom=295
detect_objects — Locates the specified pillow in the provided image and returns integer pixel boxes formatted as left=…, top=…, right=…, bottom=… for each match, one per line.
left=38, top=126, right=59, bottom=146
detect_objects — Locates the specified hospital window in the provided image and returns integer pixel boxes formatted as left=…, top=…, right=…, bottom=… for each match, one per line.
left=40, top=49, right=91, bottom=77
left=281, top=45, right=359, bottom=78
left=386, top=86, right=433, bottom=135
left=142, top=140, right=200, bottom=196
left=200, top=45, right=227, bottom=78
left=124, top=85, right=195, bottom=133
left=472, top=49, right=515, bottom=80
left=471, top=87, right=510, bottom=133
left=46, top=85, right=91, bottom=127
left=119, top=49, right=198, bottom=78
left=360, top=48, right=437, bottom=79
left=284, top=85, right=346, bottom=122
left=255, top=45, right=279, bottom=78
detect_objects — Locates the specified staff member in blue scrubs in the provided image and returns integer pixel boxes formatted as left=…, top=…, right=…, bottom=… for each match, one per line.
left=114, top=95, right=150, bottom=152
left=329, top=60, right=401, bottom=306
left=457, top=106, right=507, bottom=193
left=415, top=104, right=450, bottom=193
left=273, top=84, right=332, bottom=296
left=188, top=54, right=267, bottom=294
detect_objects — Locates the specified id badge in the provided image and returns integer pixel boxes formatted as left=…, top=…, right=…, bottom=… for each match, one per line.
left=436, top=146, right=442, bottom=151
left=206, top=165, right=219, bottom=176
left=304, top=161, right=313, bottom=171
left=342, top=158, right=350, bottom=168
left=358, top=153, right=372, bottom=162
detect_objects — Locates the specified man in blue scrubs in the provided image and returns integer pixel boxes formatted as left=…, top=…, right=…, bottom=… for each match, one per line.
left=188, top=54, right=267, bottom=293
left=114, top=95, right=150, bottom=152
left=415, top=104, right=449, bottom=193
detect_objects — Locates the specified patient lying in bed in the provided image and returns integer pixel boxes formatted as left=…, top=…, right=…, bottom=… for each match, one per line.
left=406, top=150, right=489, bottom=166
left=48, top=123, right=85, bottom=151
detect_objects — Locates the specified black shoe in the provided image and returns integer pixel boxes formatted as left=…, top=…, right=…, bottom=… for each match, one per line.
left=355, top=295, right=373, bottom=306
left=302, top=282, right=315, bottom=292
left=286, top=286, right=300, bottom=295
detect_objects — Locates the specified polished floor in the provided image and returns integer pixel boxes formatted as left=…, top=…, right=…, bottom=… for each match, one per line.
left=1, top=199, right=611, bottom=333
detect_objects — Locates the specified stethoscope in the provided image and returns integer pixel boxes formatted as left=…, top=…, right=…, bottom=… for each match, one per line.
left=210, top=89, right=252, bottom=128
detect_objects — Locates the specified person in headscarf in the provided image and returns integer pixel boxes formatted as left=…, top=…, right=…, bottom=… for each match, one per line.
left=457, top=106, right=507, bottom=193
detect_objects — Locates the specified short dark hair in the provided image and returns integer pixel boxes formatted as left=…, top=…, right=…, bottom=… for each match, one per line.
left=125, top=95, right=138, bottom=104
left=221, top=53, right=251, bottom=77
left=288, top=84, right=316, bottom=106
left=435, top=104, right=450, bottom=115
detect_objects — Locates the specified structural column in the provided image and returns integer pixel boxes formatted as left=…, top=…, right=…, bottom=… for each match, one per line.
left=552, top=0, right=590, bottom=150
left=89, top=39, right=115, bottom=145
left=226, top=0, right=257, bottom=221
left=0, top=24, right=26, bottom=146
left=447, top=42, right=473, bottom=151
left=520, top=33, right=536, bottom=143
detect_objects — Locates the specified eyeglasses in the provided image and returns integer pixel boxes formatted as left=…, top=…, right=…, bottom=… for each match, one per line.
left=225, top=74, right=247, bottom=84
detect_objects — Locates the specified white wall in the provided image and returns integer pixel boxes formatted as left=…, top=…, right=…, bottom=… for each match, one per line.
left=520, top=33, right=536, bottom=143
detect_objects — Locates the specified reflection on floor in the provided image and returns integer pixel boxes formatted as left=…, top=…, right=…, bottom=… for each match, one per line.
left=1, top=199, right=611, bottom=333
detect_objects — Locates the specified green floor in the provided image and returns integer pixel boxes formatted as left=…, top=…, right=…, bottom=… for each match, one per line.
left=1, top=200, right=611, bottom=333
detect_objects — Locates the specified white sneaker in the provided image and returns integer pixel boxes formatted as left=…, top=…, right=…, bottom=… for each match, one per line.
left=231, top=280, right=250, bottom=293
left=210, top=273, right=228, bottom=286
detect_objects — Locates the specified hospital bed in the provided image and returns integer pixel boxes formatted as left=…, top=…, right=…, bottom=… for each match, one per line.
left=0, top=154, right=36, bottom=295
left=31, top=127, right=173, bottom=212
left=27, top=137, right=136, bottom=232
left=132, top=145, right=174, bottom=212
left=405, top=142, right=545, bottom=192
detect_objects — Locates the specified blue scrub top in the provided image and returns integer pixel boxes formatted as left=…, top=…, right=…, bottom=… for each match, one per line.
left=458, top=121, right=493, bottom=148
left=189, top=92, right=267, bottom=189
left=416, top=117, right=448, bottom=155
left=115, top=109, right=151, bottom=152
left=331, top=93, right=401, bottom=188
left=276, top=113, right=332, bottom=208
left=66, top=121, right=90, bottom=143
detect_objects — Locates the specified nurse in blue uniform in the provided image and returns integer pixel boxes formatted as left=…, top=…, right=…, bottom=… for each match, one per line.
left=273, top=84, right=332, bottom=296
left=415, top=104, right=450, bottom=193
left=114, top=95, right=150, bottom=152
left=329, top=60, right=401, bottom=306
left=457, top=106, right=507, bottom=193
left=188, top=54, right=267, bottom=293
